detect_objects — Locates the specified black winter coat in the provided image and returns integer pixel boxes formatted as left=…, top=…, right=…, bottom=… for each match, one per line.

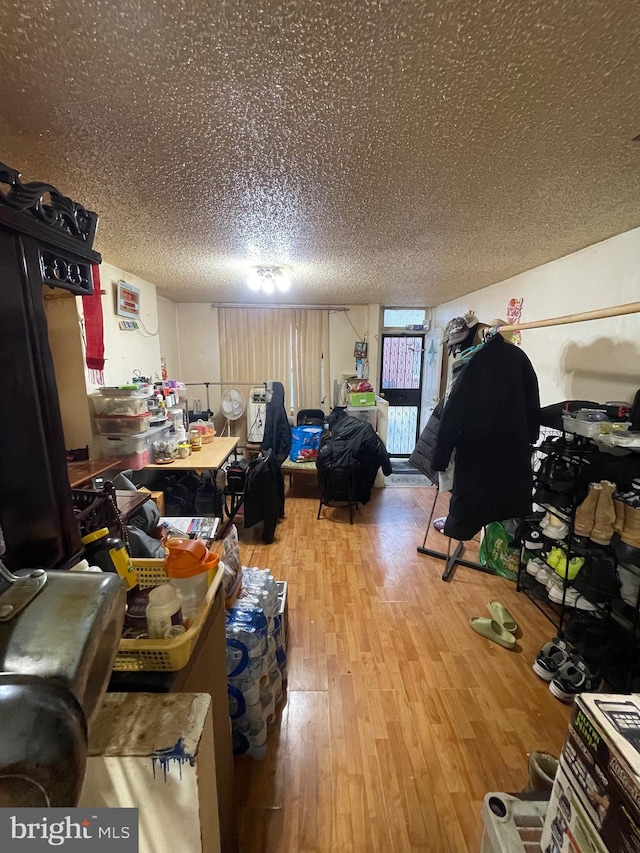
left=409, top=398, right=443, bottom=486
left=260, top=381, right=291, bottom=462
left=432, top=334, right=540, bottom=541
left=317, top=408, right=392, bottom=504
left=243, top=449, right=285, bottom=544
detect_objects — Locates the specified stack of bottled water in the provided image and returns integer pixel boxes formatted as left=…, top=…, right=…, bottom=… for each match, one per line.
left=225, top=567, right=287, bottom=759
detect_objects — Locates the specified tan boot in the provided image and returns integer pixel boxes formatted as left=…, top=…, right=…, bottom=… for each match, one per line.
left=621, top=503, right=640, bottom=549
left=574, top=483, right=601, bottom=536
left=614, top=494, right=626, bottom=535
left=591, top=481, right=616, bottom=546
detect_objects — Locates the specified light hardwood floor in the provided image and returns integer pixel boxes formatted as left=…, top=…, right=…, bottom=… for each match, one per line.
left=234, top=481, right=570, bottom=852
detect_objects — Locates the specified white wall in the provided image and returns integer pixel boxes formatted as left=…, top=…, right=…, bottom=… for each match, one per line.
left=434, top=227, right=640, bottom=407
left=81, top=262, right=162, bottom=391
left=176, top=303, right=222, bottom=415
left=157, top=295, right=181, bottom=379
left=328, top=306, right=372, bottom=404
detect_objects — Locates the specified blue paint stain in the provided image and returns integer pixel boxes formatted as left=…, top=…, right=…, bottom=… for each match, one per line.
left=151, top=738, right=196, bottom=782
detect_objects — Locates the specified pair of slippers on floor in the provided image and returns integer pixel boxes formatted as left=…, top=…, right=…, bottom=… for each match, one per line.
left=470, top=601, right=518, bottom=649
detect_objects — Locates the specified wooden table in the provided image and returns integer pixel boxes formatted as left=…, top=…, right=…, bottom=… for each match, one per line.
left=67, top=459, right=121, bottom=488
left=114, top=489, right=151, bottom=522
left=144, top=436, right=239, bottom=473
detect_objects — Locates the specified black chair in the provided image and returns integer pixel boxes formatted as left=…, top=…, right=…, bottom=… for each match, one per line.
left=297, top=408, right=325, bottom=426
left=317, top=468, right=358, bottom=524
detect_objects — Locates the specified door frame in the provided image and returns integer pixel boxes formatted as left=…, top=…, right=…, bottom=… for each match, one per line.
left=379, top=332, right=425, bottom=456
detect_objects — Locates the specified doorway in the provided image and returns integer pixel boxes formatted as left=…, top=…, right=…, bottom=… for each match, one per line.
left=379, top=334, right=424, bottom=455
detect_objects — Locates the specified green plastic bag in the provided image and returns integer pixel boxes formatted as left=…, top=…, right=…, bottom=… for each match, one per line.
left=479, top=521, right=519, bottom=581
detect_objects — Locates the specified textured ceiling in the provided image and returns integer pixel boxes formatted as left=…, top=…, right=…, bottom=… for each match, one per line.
left=1, top=0, right=640, bottom=306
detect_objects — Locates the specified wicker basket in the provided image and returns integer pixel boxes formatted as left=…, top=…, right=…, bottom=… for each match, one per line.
left=114, top=558, right=222, bottom=673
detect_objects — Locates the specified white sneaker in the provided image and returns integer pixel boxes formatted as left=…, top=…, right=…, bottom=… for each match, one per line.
left=526, top=557, right=547, bottom=576
left=548, top=584, right=579, bottom=606
left=536, top=564, right=556, bottom=585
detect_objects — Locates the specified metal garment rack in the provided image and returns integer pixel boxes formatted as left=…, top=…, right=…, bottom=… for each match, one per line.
left=417, top=484, right=493, bottom=581
left=416, top=299, right=640, bottom=581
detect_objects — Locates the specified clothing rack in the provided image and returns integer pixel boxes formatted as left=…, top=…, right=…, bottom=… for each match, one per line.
left=417, top=299, right=640, bottom=580
left=417, top=485, right=494, bottom=581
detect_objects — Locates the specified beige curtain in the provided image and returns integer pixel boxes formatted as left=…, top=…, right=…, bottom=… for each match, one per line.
left=218, top=307, right=330, bottom=415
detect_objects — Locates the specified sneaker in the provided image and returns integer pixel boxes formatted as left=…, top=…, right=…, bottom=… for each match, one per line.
left=526, top=556, right=547, bottom=576
left=536, top=563, right=557, bottom=586
left=549, top=653, right=602, bottom=702
left=574, top=553, right=620, bottom=603
left=524, top=527, right=544, bottom=551
left=533, top=638, right=572, bottom=682
left=548, top=584, right=579, bottom=606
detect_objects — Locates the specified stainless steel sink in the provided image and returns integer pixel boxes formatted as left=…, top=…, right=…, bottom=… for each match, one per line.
left=0, top=570, right=125, bottom=725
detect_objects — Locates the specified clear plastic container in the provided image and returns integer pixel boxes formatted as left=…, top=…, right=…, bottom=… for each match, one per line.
left=346, top=406, right=378, bottom=429
left=165, top=540, right=218, bottom=625
left=97, top=386, right=150, bottom=398
left=91, top=394, right=149, bottom=417
left=93, top=424, right=169, bottom=469
left=94, top=412, right=152, bottom=435
left=146, top=584, right=184, bottom=639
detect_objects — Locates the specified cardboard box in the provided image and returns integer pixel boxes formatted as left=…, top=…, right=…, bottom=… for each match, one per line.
left=138, top=487, right=165, bottom=516
left=541, top=693, right=640, bottom=852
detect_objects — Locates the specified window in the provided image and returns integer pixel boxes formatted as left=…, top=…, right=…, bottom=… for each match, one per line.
left=218, top=308, right=330, bottom=411
left=382, top=308, right=426, bottom=329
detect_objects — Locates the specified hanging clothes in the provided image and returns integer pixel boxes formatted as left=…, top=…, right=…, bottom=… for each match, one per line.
left=409, top=341, right=480, bottom=486
left=260, top=381, right=292, bottom=462
left=432, top=333, right=540, bottom=541
left=243, top=449, right=285, bottom=543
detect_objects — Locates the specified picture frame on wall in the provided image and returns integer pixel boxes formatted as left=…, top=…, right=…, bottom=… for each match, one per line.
left=116, top=280, right=140, bottom=319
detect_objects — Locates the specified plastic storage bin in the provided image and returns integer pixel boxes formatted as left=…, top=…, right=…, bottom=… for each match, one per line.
left=94, top=424, right=169, bottom=469
left=91, top=394, right=149, bottom=417
left=348, top=391, right=376, bottom=407
left=115, top=558, right=221, bottom=672
left=97, top=386, right=150, bottom=398
left=481, top=792, right=548, bottom=853
left=94, top=412, right=152, bottom=435
left=347, top=406, right=378, bottom=429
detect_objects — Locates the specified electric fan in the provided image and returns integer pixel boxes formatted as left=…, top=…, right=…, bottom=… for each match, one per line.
left=221, top=388, right=246, bottom=436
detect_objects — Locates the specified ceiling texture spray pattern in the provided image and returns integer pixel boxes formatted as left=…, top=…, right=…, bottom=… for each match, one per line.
left=1, top=0, right=640, bottom=305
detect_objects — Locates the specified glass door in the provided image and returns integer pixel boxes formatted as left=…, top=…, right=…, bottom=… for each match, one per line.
left=380, top=334, right=424, bottom=455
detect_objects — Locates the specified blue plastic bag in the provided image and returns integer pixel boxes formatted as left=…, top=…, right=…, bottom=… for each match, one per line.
left=289, top=426, right=323, bottom=462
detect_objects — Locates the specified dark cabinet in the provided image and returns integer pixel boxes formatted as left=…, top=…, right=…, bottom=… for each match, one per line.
left=0, top=162, right=101, bottom=570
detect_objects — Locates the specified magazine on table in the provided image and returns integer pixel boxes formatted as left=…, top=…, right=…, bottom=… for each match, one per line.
left=160, top=516, right=220, bottom=545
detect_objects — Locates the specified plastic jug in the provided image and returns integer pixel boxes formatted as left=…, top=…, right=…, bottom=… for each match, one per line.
left=165, top=538, right=218, bottom=624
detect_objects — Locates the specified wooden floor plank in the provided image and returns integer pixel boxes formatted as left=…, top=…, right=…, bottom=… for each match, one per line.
left=233, top=483, right=571, bottom=851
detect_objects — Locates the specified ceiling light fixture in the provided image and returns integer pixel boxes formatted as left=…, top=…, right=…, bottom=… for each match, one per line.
left=246, top=266, right=291, bottom=293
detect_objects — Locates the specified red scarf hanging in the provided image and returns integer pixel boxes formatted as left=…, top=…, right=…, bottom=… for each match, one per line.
left=82, top=264, right=105, bottom=385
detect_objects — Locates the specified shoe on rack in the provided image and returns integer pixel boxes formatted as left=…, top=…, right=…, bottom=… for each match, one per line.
left=547, top=548, right=584, bottom=581
left=524, top=527, right=544, bottom=551
left=590, top=481, right=617, bottom=546
left=545, top=546, right=567, bottom=570
left=574, top=552, right=620, bottom=603
left=620, top=503, right=640, bottom=551
left=543, top=518, right=569, bottom=540
left=568, top=534, right=591, bottom=556
left=574, top=482, right=601, bottom=537
left=532, top=637, right=572, bottom=682
left=526, top=556, right=547, bottom=576
left=549, top=653, right=602, bottom=703
left=548, top=584, right=580, bottom=606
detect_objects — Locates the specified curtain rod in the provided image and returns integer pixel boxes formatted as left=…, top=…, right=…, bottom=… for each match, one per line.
left=211, top=303, right=348, bottom=311
left=183, top=381, right=263, bottom=387
left=497, top=300, right=640, bottom=333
